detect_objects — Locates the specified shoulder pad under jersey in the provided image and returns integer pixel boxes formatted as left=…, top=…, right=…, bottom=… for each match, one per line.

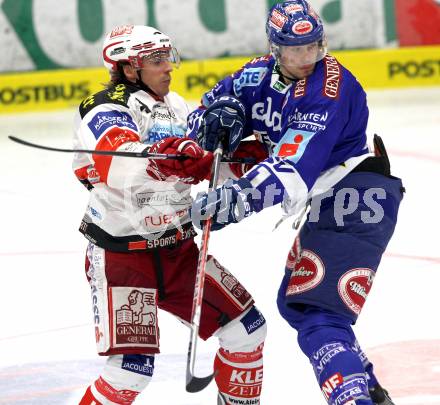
left=248, top=54, right=273, bottom=67
left=79, top=83, right=138, bottom=118
left=231, top=55, right=273, bottom=97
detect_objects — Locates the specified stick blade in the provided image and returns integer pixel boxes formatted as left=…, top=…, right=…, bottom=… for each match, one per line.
left=8, top=135, right=28, bottom=146
left=186, top=372, right=216, bottom=393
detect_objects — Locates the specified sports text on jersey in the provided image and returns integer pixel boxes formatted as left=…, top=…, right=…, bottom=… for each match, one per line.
left=88, top=110, right=137, bottom=139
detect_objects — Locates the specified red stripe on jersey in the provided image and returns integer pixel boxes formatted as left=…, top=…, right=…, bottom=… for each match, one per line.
left=128, top=240, right=147, bottom=250
left=93, top=128, right=140, bottom=184
left=74, top=166, right=89, bottom=181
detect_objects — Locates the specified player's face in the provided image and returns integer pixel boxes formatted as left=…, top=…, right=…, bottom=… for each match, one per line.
left=279, top=42, right=320, bottom=79
left=273, top=39, right=328, bottom=80
left=139, top=51, right=174, bottom=97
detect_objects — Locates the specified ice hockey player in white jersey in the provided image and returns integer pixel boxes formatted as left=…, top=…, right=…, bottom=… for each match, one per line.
left=73, top=25, right=267, bottom=405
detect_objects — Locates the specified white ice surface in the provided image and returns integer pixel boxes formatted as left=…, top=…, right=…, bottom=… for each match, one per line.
left=0, top=87, right=439, bottom=404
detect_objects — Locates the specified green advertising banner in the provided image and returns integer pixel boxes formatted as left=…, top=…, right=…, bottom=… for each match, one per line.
left=1, top=0, right=396, bottom=73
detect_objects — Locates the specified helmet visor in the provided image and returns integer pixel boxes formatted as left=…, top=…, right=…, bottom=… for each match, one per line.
left=132, top=46, right=181, bottom=69
left=271, top=38, right=328, bottom=68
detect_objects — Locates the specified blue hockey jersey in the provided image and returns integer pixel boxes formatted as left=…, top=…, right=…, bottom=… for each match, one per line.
left=187, top=54, right=372, bottom=215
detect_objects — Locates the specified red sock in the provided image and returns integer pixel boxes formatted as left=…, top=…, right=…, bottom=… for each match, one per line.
left=79, top=385, right=102, bottom=405
left=79, top=377, right=140, bottom=405
left=214, top=345, right=263, bottom=404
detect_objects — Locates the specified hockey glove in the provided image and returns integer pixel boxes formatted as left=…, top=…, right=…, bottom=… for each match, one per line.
left=228, top=140, right=269, bottom=178
left=190, top=178, right=255, bottom=231
left=197, top=95, right=246, bottom=153
left=146, top=137, right=213, bottom=184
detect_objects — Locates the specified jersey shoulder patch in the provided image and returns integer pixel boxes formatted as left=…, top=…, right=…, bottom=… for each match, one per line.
left=248, top=54, right=273, bottom=67
left=79, top=83, right=137, bottom=118
left=232, top=57, right=272, bottom=96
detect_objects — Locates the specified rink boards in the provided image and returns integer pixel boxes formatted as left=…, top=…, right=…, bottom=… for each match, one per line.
left=1, top=45, right=439, bottom=114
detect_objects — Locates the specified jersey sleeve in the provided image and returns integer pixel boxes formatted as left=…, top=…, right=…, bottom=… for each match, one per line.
left=73, top=96, right=150, bottom=189
left=186, top=56, right=271, bottom=141
left=186, top=58, right=272, bottom=184
left=243, top=76, right=369, bottom=215
left=186, top=74, right=237, bottom=141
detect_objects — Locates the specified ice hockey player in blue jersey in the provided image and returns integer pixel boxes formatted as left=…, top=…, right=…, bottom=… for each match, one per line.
left=188, top=1, right=404, bottom=404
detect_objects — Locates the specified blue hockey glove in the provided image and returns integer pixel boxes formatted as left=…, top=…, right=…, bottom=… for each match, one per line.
left=197, top=95, right=246, bottom=153
left=190, top=178, right=255, bottom=231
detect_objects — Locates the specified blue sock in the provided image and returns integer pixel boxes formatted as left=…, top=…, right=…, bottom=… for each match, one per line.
left=295, top=309, right=373, bottom=404
left=351, top=339, right=380, bottom=389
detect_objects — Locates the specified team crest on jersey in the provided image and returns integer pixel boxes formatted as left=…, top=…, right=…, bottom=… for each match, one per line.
left=207, top=257, right=253, bottom=309
left=273, top=129, right=315, bottom=163
left=338, top=268, right=375, bottom=315
left=110, top=287, right=159, bottom=350
left=286, top=249, right=325, bottom=295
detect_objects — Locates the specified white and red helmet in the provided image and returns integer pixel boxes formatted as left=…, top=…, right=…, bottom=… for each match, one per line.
left=102, top=25, right=180, bottom=72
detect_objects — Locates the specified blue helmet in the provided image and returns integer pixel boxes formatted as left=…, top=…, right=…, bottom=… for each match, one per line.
left=266, top=1, right=325, bottom=46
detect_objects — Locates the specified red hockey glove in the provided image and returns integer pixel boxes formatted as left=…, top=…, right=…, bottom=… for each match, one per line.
left=229, top=140, right=268, bottom=178
left=146, top=137, right=213, bottom=184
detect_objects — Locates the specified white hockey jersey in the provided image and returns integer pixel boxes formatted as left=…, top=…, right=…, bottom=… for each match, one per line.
left=72, top=82, right=195, bottom=248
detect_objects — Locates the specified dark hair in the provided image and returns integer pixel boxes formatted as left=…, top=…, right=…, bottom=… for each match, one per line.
left=105, top=62, right=131, bottom=89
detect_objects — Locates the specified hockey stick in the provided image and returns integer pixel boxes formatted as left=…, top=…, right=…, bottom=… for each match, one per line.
left=8, top=135, right=255, bottom=163
left=8, top=135, right=187, bottom=160
left=186, top=137, right=224, bottom=393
